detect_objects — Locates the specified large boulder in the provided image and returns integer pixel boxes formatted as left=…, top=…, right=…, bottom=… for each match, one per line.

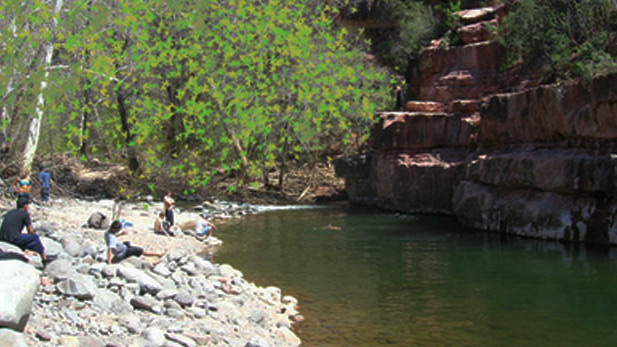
left=0, top=329, right=28, bottom=347
left=87, top=212, right=110, bottom=229
left=117, top=265, right=163, bottom=295
left=0, top=260, right=40, bottom=331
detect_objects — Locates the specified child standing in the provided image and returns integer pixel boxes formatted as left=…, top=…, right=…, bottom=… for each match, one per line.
left=37, top=162, right=53, bottom=205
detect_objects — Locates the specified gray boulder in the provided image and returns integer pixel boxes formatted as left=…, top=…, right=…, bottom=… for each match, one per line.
left=130, top=295, right=161, bottom=313
left=56, top=275, right=97, bottom=300
left=78, top=240, right=99, bottom=258
left=0, top=242, right=22, bottom=253
left=45, top=259, right=76, bottom=282
left=173, top=291, right=195, bottom=308
left=165, top=333, right=197, bottom=347
left=0, top=329, right=28, bottom=347
left=142, top=327, right=166, bottom=346
left=91, top=288, right=132, bottom=314
left=117, top=265, right=162, bottom=295
left=152, top=263, right=171, bottom=278
left=61, top=235, right=81, bottom=257
left=40, top=237, right=64, bottom=257
left=0, top=261, right=40, bottom=331
left=87, top=212, right=110, bottom=229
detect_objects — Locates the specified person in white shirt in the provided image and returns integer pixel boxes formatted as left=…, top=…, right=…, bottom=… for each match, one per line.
left=105, top=220, right=166, bottom=264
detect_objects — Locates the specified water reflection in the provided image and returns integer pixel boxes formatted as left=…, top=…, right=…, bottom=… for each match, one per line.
left=215, top=205, right=617, bottom=346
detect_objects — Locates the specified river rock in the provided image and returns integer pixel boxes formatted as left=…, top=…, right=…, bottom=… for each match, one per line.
left=87, top=212, right=110, bottom=229
left=58, top=336, right=80, bottom=347
left=77, top=335, right=105, bottom=347
left=121, top=316, right=144, bottom=334
left=156, top=288, right=179, bottom=301
left=142, top=327, right=166, bottom=346
left=41, top=236, right=64, bottom=257
left=189, top=255, right=216, bottom=276
left=249, top=310, right=267, bottom=327
left=0, top=329, right=28, bottom=347
left=46, top=259, right=76, bottom=282
left=117, top=265, right=162, bottom=295
left=173, top=290, right=195, bottom=307
left=275, top=327, right=302, bottom=346
left=152, top=262, right=172, bottom=277
left=130, top=295, right=161, bottom=313
left=77, top=240, right=99, bottom=258
left=61, top=235, right=82, bottom=257
left=91, top=288, right=132, bottom=314
left=0, top=260, right=40, bottom=331
left=246, top=338, right=271, bottom=347
left=165, top=333, right=197, bottom=347
left=101, top=264, right=117, bottom=278
left=56, top=275, right=97, bottom=300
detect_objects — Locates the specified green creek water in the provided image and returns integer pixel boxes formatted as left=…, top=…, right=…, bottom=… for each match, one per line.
left=213, top=204, right=617, bottom=346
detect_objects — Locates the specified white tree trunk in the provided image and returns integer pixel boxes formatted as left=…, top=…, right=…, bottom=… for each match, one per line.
left=22, top=0, right=63, bottom=170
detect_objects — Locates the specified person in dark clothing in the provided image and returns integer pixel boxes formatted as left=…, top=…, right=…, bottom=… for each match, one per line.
left=393, top=85, right=404, bottom=111
left=0, top=197, right=53, bottom=264
left=37, top=162, right=53, bottom=205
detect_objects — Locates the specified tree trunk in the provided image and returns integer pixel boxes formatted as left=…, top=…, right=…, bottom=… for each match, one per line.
left=79, top=1, right=93, bottom=157
left=79, top=85, right=91, bottom=156
left=222, top=123, right=249, bottom=168
left=22, top=0, right=63, bottom=171
left=116, top=90, right=140, bottom=174
left=166, top=83, right=186, bottom=155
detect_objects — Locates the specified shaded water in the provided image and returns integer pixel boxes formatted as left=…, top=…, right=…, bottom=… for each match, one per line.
left=214, top=204, right=617, bottom=346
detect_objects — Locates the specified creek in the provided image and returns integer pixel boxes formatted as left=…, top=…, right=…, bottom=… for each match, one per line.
left=214, top=204, right=617, bottom=346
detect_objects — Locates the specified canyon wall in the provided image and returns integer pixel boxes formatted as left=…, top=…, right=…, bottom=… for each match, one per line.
left=335, top=5, right=617, bottom=245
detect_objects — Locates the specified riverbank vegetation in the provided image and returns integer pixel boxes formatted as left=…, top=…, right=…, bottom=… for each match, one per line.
left=0, top=0, right=392, bottom=198
left=498, top=0, right=617, bottom=83
left=1, top=0, right=616, bottom=201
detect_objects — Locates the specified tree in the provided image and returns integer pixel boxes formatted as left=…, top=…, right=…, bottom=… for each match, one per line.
left=23, top=0, right=64, bottom=171
left=498, top=0, right=617, bottom=82
left=0, top=0, right=391, bottom=193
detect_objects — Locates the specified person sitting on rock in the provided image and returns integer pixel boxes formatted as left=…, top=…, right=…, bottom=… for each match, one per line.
left=0, top=197, right=56, bottom=266
left=195, top=213, right=217, bottom=240
left=105, top=220, right=166, bottom=264
left=154, top=211, right=174, bottom=237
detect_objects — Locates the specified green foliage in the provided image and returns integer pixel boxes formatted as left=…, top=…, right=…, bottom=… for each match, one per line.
left=435, top=0, right=463, bottom=49
left=0, top=0, right=388, bottom=190
left=498, top=0, right=617, bottom=82
left=346, top=0, right=440, bottom=76
left=386, top=1, right=441, bottom=72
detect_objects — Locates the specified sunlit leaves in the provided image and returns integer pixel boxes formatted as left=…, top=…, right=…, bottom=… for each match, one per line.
left=0, top=0, right=388, bottom=190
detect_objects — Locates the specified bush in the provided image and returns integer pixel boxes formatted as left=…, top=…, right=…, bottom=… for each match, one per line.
left=498, top=0, right=617, bottom=82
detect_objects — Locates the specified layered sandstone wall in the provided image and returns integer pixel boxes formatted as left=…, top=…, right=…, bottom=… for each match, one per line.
left=336, top=73, right=617, bottom=245
left=452, top=74, right=617, bottom=244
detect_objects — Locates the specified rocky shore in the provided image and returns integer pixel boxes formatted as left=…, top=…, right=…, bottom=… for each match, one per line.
left=0, top=197, right=302, bottom=346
